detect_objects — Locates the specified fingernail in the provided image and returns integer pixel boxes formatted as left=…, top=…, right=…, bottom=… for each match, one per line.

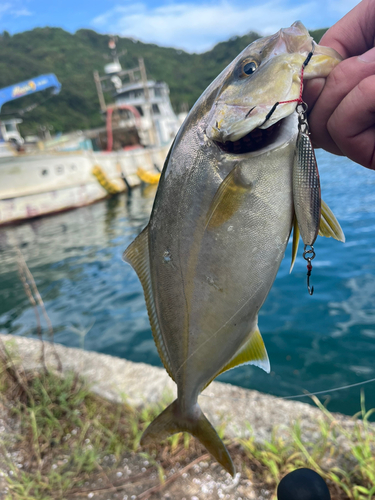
left=358, top=47, right=375, bottom=63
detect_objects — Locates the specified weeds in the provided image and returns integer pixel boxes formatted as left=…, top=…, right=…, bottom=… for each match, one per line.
left=238, top=394, right=375, bottom=500
left=0, top=345, right=157, bottom=499
left=0, top=342, right=204, bottom=499
left=0, top=341, right=374, bottom=500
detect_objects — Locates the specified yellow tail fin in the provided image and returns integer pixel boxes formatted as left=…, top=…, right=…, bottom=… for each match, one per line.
left=141, top=399, right=235, bottom=476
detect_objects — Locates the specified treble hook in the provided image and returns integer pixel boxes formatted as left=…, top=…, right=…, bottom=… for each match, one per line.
left=303, top=245, right=316, bottom=296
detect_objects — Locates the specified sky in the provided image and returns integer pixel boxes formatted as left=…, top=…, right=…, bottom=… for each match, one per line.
left=1, top=0, right=360, bottom=53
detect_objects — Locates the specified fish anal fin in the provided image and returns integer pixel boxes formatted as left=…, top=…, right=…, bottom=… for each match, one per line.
left=141, top=399, right=235, bottom=476
left=220, top=327, right=270, bottom=375
left=123, top=227, right=175, bottom=381
left=206, top=167, right=252, bottom=230
left=319, top=199, right=345, bottom=242
left=290, top=215, right=300, bottom=273
left=203, top=327, right=270, bottom=391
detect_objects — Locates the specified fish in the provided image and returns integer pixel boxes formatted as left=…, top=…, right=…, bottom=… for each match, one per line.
left=123, top=21, right=345, bottom=476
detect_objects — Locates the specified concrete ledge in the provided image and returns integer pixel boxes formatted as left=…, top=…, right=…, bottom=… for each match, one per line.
left=0, top=334, right=355, bottom=443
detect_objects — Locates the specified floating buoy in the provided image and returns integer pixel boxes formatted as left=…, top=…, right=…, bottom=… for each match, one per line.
left=92, top=165, right=123, bottom=194
left=136, top=167, right=161, bottom=185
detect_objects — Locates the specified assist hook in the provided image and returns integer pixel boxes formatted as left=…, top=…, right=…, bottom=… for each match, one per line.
left=303, top=245, right=315, bottom=295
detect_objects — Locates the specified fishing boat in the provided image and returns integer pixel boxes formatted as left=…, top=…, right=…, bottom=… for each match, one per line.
left=0, top=43, right=184, bottom=226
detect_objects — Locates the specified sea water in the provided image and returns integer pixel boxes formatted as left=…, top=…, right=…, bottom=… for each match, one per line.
left=1, top=150, right=375, bottom=416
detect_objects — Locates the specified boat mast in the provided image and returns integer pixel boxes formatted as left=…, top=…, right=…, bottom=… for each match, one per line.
left=93, top=70, right=106, bottom=113
left=138, top=57, right=157, bottom=146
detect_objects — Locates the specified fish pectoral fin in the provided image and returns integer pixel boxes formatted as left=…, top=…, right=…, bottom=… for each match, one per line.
left=290, top=215, right=300, bottom=273
left=319, top=199, right=345, bottom=242
left=141, top=399, right=235, bottom=477
left=123, top=226, right=175, bottom=382
left=205, top=166, right=252, bottom=230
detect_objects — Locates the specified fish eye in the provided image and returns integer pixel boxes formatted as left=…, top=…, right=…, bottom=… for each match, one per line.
left=242, top=60, right=258, bottom=76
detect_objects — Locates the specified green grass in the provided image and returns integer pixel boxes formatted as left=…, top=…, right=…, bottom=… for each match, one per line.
left=0, top=341, right=374, bottom=500
left=0, top=342, right=168, bottom=499
left=238, top=393, right=375, bottom=499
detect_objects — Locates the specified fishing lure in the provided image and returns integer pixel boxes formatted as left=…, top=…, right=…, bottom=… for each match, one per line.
left=293, top=102, right=321, bottom=295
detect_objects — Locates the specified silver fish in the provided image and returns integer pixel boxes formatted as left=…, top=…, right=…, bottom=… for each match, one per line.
left=124, top=22, right=344, bottom=476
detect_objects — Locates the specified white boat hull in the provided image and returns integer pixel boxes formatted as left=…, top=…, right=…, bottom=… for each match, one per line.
left=0, top=145, right=167, bottom=225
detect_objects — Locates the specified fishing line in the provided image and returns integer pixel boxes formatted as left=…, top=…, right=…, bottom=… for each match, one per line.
left=199, top=377, right=375, bottom=403
left=281, top=377, right=375, bottom=399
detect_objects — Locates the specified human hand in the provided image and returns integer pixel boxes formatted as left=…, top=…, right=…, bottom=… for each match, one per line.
left=303, top=0, right=375, bottom=169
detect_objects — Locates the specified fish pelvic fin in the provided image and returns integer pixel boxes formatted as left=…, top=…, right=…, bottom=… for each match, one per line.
left=123, top=226, right=175, bottom=381
left=319, top=199, right=345, bottom=242
left=141, top=399, right=235, bottom=477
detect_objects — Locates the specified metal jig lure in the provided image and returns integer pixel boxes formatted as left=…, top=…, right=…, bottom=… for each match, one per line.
left=294, top=102, right=321, bottom=296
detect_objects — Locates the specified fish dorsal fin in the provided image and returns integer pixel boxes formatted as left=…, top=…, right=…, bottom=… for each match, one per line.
left=205, top=167, right=252, bottom=230
left=123, top=227, right=175, bottom=381
left=290, top=215, right=300, bottom=273
left=203, top=327, right=270, bottom=391
left=319, top=199, right=345, bottom=242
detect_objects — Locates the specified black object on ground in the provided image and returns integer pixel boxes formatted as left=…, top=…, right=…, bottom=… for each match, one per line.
left=277, top=468, right=331, bottom=500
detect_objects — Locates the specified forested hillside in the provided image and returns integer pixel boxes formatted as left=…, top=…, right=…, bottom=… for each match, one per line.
left=0, top=27, right=327, bottom=136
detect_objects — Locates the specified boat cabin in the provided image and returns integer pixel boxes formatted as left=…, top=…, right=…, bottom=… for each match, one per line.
left=115, top=80, right=180, bottom=146
left=94, top=47, right=184, bottom=150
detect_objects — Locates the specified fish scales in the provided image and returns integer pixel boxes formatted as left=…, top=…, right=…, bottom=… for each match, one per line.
left=124, top=21, right=343, bottom=475
left=168, top=127, right=295, bottom=384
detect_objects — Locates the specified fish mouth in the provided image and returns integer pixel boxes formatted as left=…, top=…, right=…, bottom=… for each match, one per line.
left=214, top=119, right=284, bottom=155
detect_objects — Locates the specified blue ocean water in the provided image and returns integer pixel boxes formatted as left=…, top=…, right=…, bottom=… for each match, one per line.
left=1, top=150, right=375, bottom=416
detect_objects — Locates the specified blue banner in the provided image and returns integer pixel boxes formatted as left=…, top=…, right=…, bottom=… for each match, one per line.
left=0, top=74, right=61, bottom=110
